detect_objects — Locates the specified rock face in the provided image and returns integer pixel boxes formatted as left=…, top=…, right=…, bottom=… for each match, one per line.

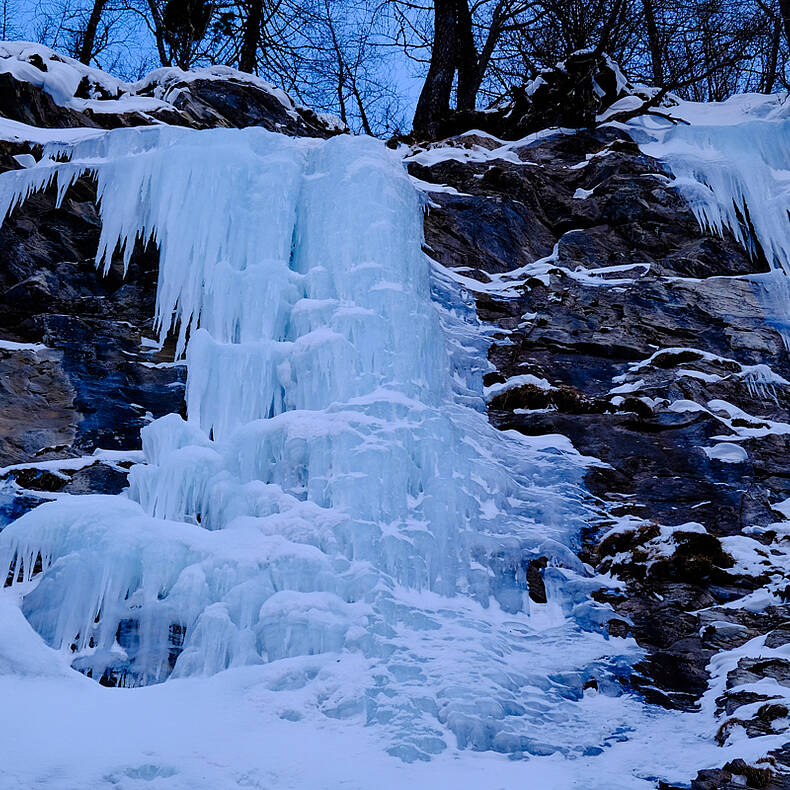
left=409, top=126, right=790, bottom=785
left=2, top=49, right=789, bottom=787
left=0, top=140, right=185, bottom=520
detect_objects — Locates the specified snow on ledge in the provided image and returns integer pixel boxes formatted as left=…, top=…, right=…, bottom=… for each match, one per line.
left=484, top=373, right=554, bottom=399
left=703, top=442, right=749, bottom=463
left=0, top=41, right=344, bottom=135
left=0, top=338, right=48, bottom=353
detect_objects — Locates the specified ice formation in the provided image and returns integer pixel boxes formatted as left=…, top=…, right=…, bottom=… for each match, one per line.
left=632, top=97, right=790, bottom=345
left=633, top=98, right=790, bottom=272
left=0, top=125, right=657, bottom=763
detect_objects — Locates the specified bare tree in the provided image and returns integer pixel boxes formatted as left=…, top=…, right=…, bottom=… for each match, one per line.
left=0, top=0, right=20, bottom=39
left=239, top=0, right=264, bottom=71
left=412, top=0, right=456, bottom=135
left=284, top=0, right=404, bottom=134
left=78, top=0, right=108, bottom=63
left=17, top=0, right=790, bottom=135
left=407, top=1, right=541, bottom=134
left=161, top=0, right=212, bottom=68
left=780, top=0, right=790, bottom=50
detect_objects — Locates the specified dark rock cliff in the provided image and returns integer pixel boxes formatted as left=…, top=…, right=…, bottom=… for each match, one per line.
left=1, top=52, right=788, bottom=788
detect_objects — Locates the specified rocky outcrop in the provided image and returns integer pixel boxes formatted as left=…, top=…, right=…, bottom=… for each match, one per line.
left=0, top=43, right=343, bottom=136
left=409, top=51, right=644, bottom=143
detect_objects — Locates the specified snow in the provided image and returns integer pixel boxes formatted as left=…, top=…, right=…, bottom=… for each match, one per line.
left=407, top=142, right=531, bottom=167
left=405, top=128, right=576, bottom=170
left=484, top=373, right=554, bottom=399
left=0, top=41, right=344, bottom=133
left=678, top=368, right=723, bottom=383
left=703, top=443, right=749, bottom=463
left=613, top=345, right=788, bottom=403
left=409, top=175, right=472, bottom=197
left=703, top=629, right=790, bottom=748
left=0, top=114, right=105, bottom=146
left=0, top=42, right=131, bottom=108
left=434, top=235, right=651, bottom=299
left=664, top=396, right=790, bottom=443
left=12, top=153, right=35, bottom=168
left=0, top=337, right=48, bottom=352
left=0, top=448, right=144, bottom=479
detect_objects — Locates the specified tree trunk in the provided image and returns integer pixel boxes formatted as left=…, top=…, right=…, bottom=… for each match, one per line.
left=349, top=74, right=372, bottom=136
left=763, top=18, right=781, bottom=94
left=781, top=0, right=790, bottom=54
left=412, top=0, right=458, bottom=138
left=642, top=0, right=663, bottom=86
left=455, top=0, right=478, bottom=112
left=78, top=0, right=107, bottom=65
left=147, top=0, right=171, bottom=66
left=239, top=0, right=264, bottom=73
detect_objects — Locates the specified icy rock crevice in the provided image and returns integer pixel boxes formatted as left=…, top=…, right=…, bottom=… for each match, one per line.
left=0, top=126, right=635, bottom=760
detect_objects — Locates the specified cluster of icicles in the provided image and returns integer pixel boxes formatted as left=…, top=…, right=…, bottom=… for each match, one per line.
left=0, top=126, right=638, bottom=761
left=635, top=100, right=790, bottom=348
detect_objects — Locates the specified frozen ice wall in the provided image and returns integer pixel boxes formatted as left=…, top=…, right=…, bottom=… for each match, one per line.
left=0, top=125, right=640, bottom=762
left=632, top=97, right=790, bottom=343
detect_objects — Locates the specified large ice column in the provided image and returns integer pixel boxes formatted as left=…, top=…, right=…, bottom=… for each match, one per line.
left=0, top=125, right=635, bottom=761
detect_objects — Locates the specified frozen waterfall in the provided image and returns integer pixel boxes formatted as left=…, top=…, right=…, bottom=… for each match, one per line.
left=0, top=125, right=680, bottom=775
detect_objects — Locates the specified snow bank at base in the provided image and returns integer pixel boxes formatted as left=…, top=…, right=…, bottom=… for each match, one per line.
left=1, top=648, right=764, bottom=790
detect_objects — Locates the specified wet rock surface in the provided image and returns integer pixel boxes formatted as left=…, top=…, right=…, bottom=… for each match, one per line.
left=410, top=125, right=790, bottom=785
left=0, top=146, right=186, bottom=522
